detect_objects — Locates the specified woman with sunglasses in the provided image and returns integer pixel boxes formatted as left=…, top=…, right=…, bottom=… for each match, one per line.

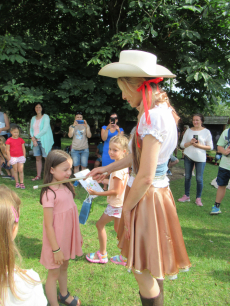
left=68, top=111, right=92, bottom=186
left=101, top=113, right=124, bottom=190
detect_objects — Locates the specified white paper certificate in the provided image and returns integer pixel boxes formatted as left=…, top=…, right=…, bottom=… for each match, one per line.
left=74, top=169, right=104, bottom=198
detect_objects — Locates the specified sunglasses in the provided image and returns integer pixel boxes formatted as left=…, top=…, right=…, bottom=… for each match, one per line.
left=76, top=111, right=83, bottom=115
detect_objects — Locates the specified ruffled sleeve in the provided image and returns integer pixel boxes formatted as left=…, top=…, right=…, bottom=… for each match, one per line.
left=138, top=106, right=169, bottom=143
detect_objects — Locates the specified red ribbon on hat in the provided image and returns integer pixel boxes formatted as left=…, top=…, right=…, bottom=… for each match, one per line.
left=136, top=78, right=163, bottom=148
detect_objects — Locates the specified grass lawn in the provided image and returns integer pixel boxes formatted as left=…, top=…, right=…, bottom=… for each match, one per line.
left=1, top=143, right=229, bottom=306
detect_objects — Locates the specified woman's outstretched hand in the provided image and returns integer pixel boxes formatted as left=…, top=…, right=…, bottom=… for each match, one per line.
left=86, top=166, right=108, bottom=182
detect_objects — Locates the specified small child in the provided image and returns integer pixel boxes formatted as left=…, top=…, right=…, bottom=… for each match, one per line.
left=94, top=142, right=104, bottom=168
left=0, top=185, right=47, bottom=306
left=5, top=126, right=26, bottom=189
left=40, top=150, right=83, bottom=306
left=0, top=135, right=15, bottom=179
left=86, top=135, right=129, bottom=264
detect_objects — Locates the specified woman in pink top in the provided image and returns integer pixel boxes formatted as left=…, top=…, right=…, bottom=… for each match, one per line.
left=40, top=150, right=83, bottom=306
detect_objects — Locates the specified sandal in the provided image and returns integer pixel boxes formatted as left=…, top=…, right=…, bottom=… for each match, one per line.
left=58, top=291, right=81, bottom=306
left=20, top=183, right=25, bottom=189
left=15, top=183, right=20, bottom=188
left=110, top=255, right=127, bottom=266
left=31, top=176, right=41, bottom=181
left=86, top=251, right=108, bottom=264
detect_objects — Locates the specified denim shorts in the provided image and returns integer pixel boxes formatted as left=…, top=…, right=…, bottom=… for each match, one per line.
left=71, top=148, right=89, bottom=167
left=1, top=159, right=12, bottom=170
left=33, top=141, right=47, bottom=158
left=216, top=167, right=230, bottom=186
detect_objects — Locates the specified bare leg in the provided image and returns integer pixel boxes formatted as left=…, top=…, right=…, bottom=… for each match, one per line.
left=134, top=269, right=160, bottom=298
left=45, top=268, right=60, bottom=306
left=58, top=260, right=80, bottom=305
left=5, top=169, right=11, bottom=175
left=12, top=164, right=18, bottom=183
left=114, top=217, right=120, bottom=234
left=17, top=163, right=24, bottom=183
left=36, top=155, right=42, bottom=177
left=96, top=213, right=114, bottom=255
left=74, top=165, right=80, bottom=174
left=215, top=185, right=226, bottom=203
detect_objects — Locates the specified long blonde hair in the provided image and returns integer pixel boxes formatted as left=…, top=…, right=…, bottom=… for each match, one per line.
left=117, top=77, right=179, bottom=173
left=0, top=185, right=39, bottom=304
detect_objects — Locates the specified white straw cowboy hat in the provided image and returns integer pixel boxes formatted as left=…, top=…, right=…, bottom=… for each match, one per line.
left=98, top=50, right=176, bottom=78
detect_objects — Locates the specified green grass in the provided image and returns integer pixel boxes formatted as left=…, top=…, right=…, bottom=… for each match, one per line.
left=1, top=150, right=230, bottom=306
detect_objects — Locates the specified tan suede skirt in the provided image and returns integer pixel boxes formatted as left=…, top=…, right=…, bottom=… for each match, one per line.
left=117, top=185, right=191, bottom=279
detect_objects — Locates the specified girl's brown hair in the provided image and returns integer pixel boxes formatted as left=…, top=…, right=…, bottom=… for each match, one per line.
left=0, top=185, right=38, bottom=304
left=40, top=150, right=75, bottom=204
left=118, top=77, right=179, bottom=174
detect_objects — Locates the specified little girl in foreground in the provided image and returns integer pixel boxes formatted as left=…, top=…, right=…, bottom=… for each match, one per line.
left=0, top=185, right=47, bottom=306
left=86, top=135, right=129, bottom=264
left=40, top=150, right=83, bottom=306
left=5, top=126, right=26, bottom=189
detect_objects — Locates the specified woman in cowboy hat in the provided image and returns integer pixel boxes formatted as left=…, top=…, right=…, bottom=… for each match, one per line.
left=88, top=50, right=191, bottom=306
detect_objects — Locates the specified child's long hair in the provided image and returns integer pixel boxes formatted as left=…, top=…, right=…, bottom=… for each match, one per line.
left=117, top=77, right=179, bottom=174
left=109, top=134, right=129, bottom=156
left=40, top=150, right=75, bottom=204
left=0, top=136, right=6, bottom=159
left=0, top=135, right=6, bottom=145
left=0, top=185, right=38, bottom=304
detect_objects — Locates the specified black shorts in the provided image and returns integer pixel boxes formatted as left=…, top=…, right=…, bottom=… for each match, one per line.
left=216, top=167, right=230, bottom=186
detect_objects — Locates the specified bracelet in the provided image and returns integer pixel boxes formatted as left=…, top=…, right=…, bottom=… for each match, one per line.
left=52, top=247, right=61, bottom=253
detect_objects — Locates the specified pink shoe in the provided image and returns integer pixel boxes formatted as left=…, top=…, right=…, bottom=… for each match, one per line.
left=195, top=198, right=203, bottom=206
left=86, top=251, right=108, bottom=264
left=178, top=195, right=190, bottom=202
left=110, top=255, right=127, bottom=266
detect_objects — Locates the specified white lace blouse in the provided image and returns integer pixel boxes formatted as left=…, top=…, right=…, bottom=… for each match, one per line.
left=128, top=103, right=177, bottom=188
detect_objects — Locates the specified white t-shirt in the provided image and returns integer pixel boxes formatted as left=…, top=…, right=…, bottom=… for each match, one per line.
left=6, top=269, right=47, bottom=306
left=180, top=128, right=213, bottom=162
left=128, top=103, right=177, bottom=188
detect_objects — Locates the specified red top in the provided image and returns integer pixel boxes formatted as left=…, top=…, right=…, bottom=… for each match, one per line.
left=6, top=137, right=25, bottom=157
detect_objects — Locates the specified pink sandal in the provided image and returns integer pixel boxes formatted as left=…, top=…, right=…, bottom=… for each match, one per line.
left=15, top=183, right=20, bottom=188
left=31, top=176, right=41, bottom=181
left=20, top=183, right=25, bottom=189
left=86, top=251, right=108, bottom=264
left=110, top=255, right=127, bottom=266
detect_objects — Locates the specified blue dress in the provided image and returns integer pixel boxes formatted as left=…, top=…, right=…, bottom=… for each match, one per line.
left=101, top=126, right=124, bottom=166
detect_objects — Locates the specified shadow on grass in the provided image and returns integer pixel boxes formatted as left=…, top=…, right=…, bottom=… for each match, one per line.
left=181, top=226, right=230, bottom=261
left=16, top=234, right=42, bottom=259
left=210, top=269, right=230, bottom=283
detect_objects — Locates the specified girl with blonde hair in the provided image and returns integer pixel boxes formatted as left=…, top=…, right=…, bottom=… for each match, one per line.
left=88, top=50, right=191, bottom=305
left=0, top=185, right=47, bottom=306
left=86, top=134, right=129, bottom=264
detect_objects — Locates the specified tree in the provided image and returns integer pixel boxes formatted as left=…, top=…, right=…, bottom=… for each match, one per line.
left=0, top=0, right=229, bottom=127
